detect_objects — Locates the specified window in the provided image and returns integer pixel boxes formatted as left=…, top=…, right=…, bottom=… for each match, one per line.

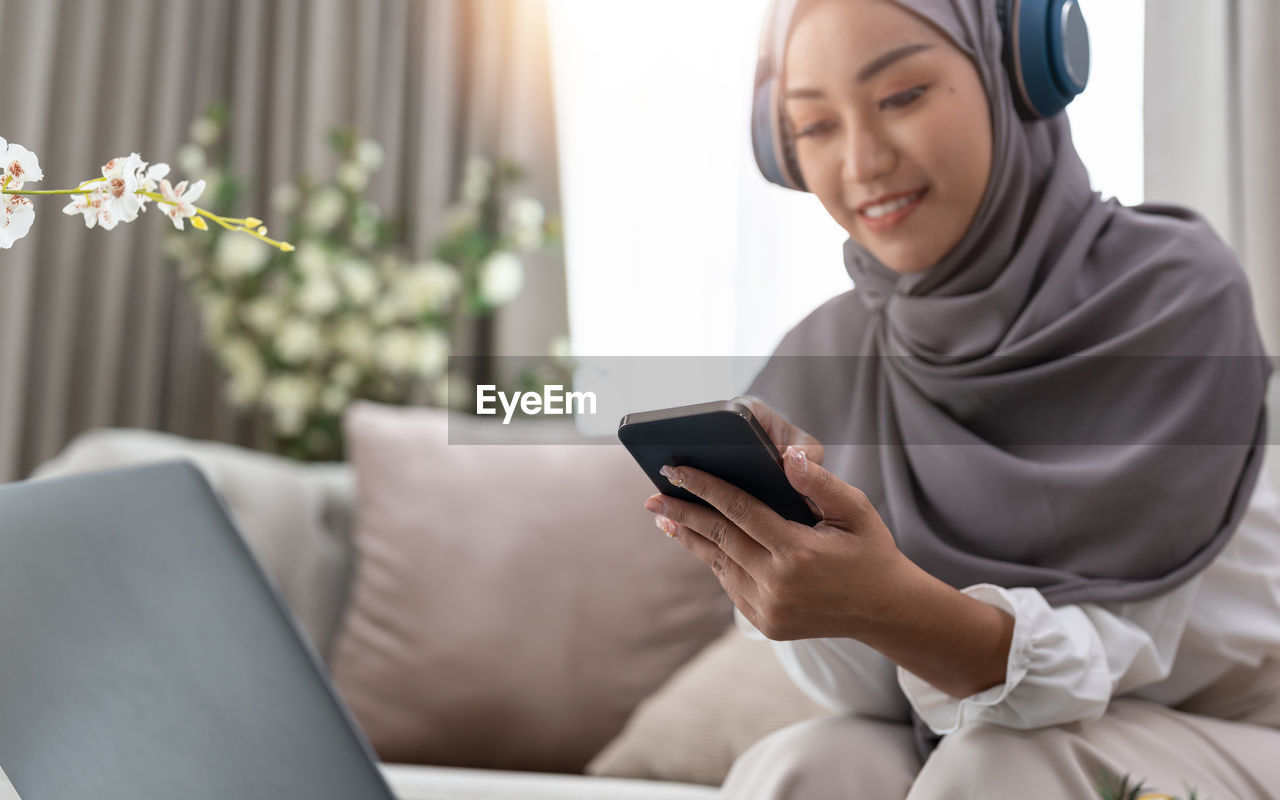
left=548, top=1, right=1145, bottom=430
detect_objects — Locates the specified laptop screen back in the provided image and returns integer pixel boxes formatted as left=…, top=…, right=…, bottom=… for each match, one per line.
left=0, top=461, right=395, bottom=800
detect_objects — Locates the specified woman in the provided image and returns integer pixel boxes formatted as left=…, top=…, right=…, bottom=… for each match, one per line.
left=641, top=0, right=1280, bottom=796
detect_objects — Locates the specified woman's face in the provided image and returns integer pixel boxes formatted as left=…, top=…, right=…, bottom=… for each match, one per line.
left=783, top=0, right=993, bottom=274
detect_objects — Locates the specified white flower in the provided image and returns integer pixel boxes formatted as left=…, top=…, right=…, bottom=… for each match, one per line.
left=177, top=143, right=206, bottom=177
left=189, top=117, right=220, bottom=148
left=336, top=162, right=368, bottom=192
left=0, top=195, right=36, bottom=250
left=374, top=328, right=418, bottom=374
left=374, top=328, right=449, bottom=378
left=331, top=360, right=362, bottom=388
left=215, top=233, right=272, bottom=278
left=296, top=275, right=341, bottom=316
left=549, top=334, right=572, bottom=362
left=158, top=178, right=206, bottom=231
left=272, top=183, right=300, bottom=214
left=242, top=296, right=286, bottom=335
left=477, top=250, right=524, bottom=306
left=319, top=384, right=350, bottom=414
left=140, top=162, right=170, bottom=194
left=62, top=185, right=110, bottom=229
left=305, top=187, right=346, bottom=232
left=396, top=260, right=460, bottom=315
left=1, top=137, right=44, bottom=189
left=371, top=296, right=401, bottom=326
left=293, top=240, right=331, bottom=278
left=264, top=374, right=320, bottom=436
left=274, top=319, right=325, bottom=365
left=94, top=154, right=147, bottom=227
left=337, top=258, right=379, bottom=306
left=356, top=140, right=384, bottom=171
left=461, top=156, right=492, bottom=205
left=507, top=197, right=545, bottom=251
left=414, top=329, right=450, bottom=378
left=217, top=337, right=266, bottom=407
left=332, top=319, right=375, bottom=364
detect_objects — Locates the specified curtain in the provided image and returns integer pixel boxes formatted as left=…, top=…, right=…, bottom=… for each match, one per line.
left=1144, top=0, right=1280, bottom=354
left=0, top=0, right=566, bottom=482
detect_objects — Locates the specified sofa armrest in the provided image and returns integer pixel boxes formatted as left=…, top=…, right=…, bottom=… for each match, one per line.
left=31, top=428, right=355, bottom=660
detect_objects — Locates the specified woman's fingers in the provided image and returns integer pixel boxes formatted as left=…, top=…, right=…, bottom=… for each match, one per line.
left=658, top=465, right=795, bottom=555
left=650, top=501, right=761, bottom=610
left=736, top=395, right=825, bottom=466
left=645, top=492, right=770, bottom=578
left=781, top=446, right=868, bottom=527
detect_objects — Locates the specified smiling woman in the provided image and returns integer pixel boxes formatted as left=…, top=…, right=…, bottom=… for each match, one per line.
left=548, top=0, right=1143, bottom=372
left=781, top=1, right=992, bottom=274
left=636, top=0, right=1280, bottom=798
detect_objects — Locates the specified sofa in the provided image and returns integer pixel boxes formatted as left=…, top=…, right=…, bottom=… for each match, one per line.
left=24, top=402, right=829, bottom=799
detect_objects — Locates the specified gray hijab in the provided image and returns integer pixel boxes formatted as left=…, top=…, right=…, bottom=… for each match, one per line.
left=749, top=0, right=1271, bottom=606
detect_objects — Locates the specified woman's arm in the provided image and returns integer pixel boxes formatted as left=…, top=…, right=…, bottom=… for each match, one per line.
left=850, top=560, right=1015, bottom=699
left=645, top=448, right=1206, bottom=732
left=648, top=451, right=1016, bottom=699
left=898, top=580, right=1198, bottom=733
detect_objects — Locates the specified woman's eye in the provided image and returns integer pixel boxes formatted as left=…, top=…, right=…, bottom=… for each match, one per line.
left=795, top=120, right=835, bottom=138
left=879, top=85, right=928, bottom=110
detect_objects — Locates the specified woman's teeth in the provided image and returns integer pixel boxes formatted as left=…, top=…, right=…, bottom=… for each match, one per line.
left=861, top=190, right=925, bottom=219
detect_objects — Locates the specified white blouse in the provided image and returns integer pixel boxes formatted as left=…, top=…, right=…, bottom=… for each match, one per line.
left=740, top=454, right=1280, bottom=735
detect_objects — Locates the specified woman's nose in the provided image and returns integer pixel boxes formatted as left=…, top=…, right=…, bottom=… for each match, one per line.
left=842, top=123, right=895, bottom=184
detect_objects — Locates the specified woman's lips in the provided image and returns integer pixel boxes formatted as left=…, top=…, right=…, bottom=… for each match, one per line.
left=857, top=188, right=928, bottom=234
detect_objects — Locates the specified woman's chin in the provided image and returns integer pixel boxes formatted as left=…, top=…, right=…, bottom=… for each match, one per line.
left=872, top=248, right=937, bottom=275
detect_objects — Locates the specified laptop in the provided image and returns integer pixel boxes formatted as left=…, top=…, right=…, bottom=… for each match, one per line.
left=0, top=460, right=397, bottom=800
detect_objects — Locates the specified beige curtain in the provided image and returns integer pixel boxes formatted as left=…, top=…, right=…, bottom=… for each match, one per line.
left=0, top=0, right=567, bottom=482
left=1144, top=0, right=1280, bottom=354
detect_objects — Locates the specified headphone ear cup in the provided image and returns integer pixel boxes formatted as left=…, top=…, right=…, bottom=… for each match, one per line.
left=998, top=0, right=1090, bottom=120
left=779, top=116, right=807, bottom=193
left=997, top=0, right=1039, bottom=119
left=751, top=76, right=787, bottom=186
left=751, top=71, right=808, bottom=191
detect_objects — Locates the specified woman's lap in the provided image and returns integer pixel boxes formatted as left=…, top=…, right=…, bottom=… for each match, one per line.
left=721, top=700, right=1280, bottom=799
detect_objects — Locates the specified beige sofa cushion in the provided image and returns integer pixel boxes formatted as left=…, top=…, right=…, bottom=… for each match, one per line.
left=330, top=402, right=733, bottom=773
left=586, top=625, right=829, bottom=785
left=30, top=428, right=353, bottom=657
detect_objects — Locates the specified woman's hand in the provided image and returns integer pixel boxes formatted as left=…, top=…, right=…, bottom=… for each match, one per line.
left=644, top=447, right=1014, bottom=698
left=646, top=446, right=907, bottom=642
left=736, top=395, right=825, bottom=467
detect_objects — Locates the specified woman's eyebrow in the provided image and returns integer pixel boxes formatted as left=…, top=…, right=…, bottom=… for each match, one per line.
left=784, top=42, right=935, bottom=99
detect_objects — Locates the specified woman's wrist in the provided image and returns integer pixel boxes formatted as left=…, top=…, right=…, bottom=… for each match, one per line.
left=854, top=557, right=1015, bottom=699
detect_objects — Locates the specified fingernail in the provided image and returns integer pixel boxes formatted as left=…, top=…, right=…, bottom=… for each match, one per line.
left=786, top=446, right=808, bottom=474
left=659, top=465, right=685, bottom=487
left=655, top=516, right=678, bottom=538
left=644, top=495, right=665, bottom=515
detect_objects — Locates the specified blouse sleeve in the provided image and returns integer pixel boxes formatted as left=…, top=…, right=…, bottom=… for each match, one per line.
left=896, top=578, right=1203, bottom=734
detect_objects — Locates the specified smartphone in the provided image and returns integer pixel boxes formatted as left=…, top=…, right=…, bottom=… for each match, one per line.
left=617, top=400, right=818, bottom=526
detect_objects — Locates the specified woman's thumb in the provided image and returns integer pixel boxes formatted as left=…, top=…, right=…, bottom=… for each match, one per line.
left=783, top=445, right=859, bottom=523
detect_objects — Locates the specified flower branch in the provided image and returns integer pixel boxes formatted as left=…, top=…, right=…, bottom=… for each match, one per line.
left=0, top=137, right=290, bottom=251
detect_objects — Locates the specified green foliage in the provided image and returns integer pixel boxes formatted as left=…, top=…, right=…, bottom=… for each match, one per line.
left=1095, top=768, right=1204, bottom=800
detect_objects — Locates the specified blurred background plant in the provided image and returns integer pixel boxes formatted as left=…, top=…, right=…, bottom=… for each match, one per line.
left=165, top=103, right=570, bottom=461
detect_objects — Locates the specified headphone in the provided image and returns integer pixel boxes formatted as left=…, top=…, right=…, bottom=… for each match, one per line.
left=752, top=0, right=1092, bottom=191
